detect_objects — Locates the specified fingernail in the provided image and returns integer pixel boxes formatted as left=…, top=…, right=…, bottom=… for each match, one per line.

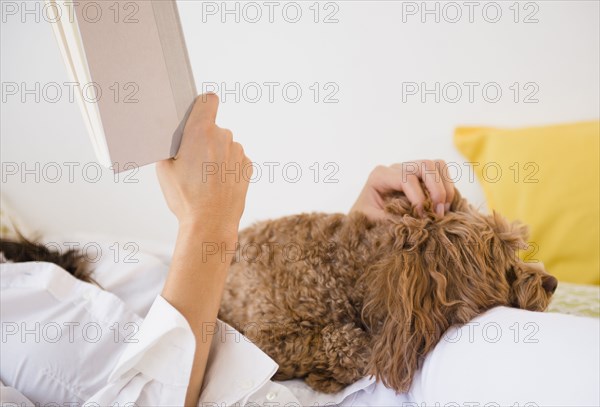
left=436, top=203, right=445, bottom=217
left=445, top=203, right=451, bottom=212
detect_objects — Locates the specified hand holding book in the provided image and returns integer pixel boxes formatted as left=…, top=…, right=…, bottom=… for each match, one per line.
left=156, top=94, right=252, bottom=236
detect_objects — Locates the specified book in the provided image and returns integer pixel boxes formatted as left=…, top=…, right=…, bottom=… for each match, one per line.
left=46, top=0, right=197, bottom=172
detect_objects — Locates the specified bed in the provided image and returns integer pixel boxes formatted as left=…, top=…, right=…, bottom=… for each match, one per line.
left=1, top=195, right=599, bottom=406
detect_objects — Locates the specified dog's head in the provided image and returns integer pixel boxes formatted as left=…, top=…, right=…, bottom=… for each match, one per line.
left=358, top=189, right=557, bottom=393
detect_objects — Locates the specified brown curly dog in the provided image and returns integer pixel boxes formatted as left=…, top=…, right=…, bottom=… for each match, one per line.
left=218, top=188, right=557, bottom=394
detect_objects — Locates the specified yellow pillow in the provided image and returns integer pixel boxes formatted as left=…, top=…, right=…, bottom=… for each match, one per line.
left=454, top=121, right=600, bottom=285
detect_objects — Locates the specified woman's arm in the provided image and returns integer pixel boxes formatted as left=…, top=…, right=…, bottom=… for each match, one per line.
left=156, top=94, right=251, bottom=406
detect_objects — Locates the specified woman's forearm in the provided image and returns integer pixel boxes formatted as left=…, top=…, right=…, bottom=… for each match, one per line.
left=161, top=221, right=237, bottom=406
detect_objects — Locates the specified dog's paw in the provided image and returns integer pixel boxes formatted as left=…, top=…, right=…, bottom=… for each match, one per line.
left=305, top=372, right=347, bottom=394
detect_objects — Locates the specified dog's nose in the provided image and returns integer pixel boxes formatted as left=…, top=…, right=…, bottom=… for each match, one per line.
left=542, top=275, right=558, bottom=294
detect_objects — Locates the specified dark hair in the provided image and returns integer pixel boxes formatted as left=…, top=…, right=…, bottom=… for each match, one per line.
left=0, top=232, right=96, bottom=285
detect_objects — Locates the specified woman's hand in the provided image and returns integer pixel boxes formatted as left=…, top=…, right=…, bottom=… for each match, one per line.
left=350, top=160, right=455, bottom=220
left=156, top=93, right=252, bottom=236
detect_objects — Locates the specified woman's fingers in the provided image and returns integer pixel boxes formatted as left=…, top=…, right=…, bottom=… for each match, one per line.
left=156, top=93, right=252, bottom=227
left=435, top=159, right=456, bottom=210
left=391, top=160, right=455, bottom=216
left=416, top=160, right=446, bottom=215
left=389, top=164, right=427, bottom=211
left=401, top=173, right=427, bottom=214
left=350, top=159, right=456, bottom=220
left=176, top=93, right=220, bottom=160
left=192, top=93, right=219, bottom=124
left=220, top=128, right=233, bottom=143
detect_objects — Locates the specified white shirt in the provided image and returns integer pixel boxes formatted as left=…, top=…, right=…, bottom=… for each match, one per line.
left=2, top=241, right=599, bottom=406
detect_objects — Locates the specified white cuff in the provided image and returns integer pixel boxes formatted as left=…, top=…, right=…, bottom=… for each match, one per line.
left=199, top=320, right=279, bottom=405
left=108, top=295, right=195, bottom=387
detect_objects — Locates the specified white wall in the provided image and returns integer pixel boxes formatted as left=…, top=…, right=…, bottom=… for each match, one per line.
left=1, top=0, right=599, bottom=245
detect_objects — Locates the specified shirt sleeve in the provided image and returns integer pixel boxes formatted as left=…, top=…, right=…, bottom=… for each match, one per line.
left=2, top=261, right=275, bottom=406
left=1, top=295, right=195, bottom=407
left=87, top=295, right=196, bottom=406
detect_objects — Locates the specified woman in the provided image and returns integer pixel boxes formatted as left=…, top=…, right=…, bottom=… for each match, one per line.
left=0, top=94, right=457, bottom=406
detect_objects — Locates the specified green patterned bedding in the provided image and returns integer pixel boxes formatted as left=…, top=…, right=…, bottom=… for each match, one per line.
left=547, top=282, right=600, bottom=318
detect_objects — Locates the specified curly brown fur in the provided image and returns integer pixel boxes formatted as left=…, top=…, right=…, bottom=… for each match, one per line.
left=218, top=188, right=557, bottom=394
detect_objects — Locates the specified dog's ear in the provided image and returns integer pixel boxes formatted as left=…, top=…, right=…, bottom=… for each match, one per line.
left=360, top=224, right=451, bottom=393
left=484, top=211, right=529, bottom=255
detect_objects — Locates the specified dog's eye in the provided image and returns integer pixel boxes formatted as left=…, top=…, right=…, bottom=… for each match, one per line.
left=506, top=267, right=517, bottom=284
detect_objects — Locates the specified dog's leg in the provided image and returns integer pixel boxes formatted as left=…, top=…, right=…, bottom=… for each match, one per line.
left=303, top=323, right=371, bottom=393
left=250, top=321, right=370, bottom=393
left=245, top=320, right=322, bottom=381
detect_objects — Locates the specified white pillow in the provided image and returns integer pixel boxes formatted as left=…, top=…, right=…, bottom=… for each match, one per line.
left=409, top=306, right=600, bottom=406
